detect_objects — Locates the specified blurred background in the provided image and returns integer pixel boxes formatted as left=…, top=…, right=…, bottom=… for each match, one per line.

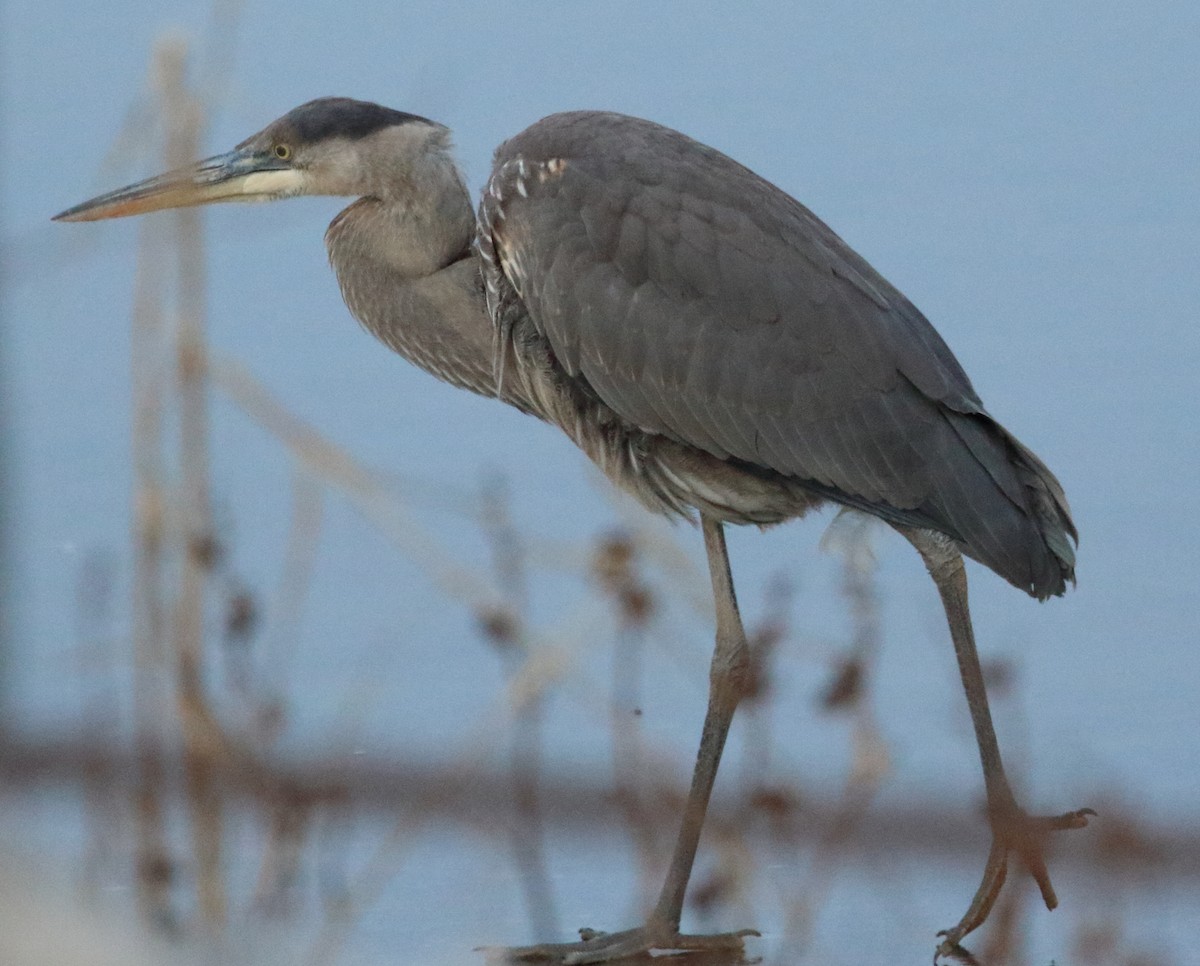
left=1, top=1, right=1198, bottom=964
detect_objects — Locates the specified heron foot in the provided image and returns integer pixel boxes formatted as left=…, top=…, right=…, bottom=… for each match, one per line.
left=934, top=803, right=1095, bottom=962
left=485, top=922, right=760, bottom=965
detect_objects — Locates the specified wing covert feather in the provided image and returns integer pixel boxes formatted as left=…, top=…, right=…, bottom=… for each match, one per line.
left=482, top=111, right=1074, bottom=596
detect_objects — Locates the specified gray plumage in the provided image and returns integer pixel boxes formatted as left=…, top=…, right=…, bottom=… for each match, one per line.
left=54, top=98, right=1090, bottom=959
left=478, top=111, right=1075, bottom=599
left=287, top=101, right=1077, bottom=602
left=54, top=97, right=1077, bottom=600
left=258, top=100, right=1076, bottom=599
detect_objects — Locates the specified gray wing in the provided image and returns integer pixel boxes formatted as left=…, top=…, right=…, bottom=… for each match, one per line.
left=481, top=111, right=1075, bottom=598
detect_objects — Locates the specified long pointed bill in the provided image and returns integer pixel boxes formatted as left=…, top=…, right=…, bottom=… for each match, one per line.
left=53, top=148, right=304, bottom=222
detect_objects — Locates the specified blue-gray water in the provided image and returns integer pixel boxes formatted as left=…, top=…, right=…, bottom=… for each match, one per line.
left=2, top=2, right=1198, bottom=963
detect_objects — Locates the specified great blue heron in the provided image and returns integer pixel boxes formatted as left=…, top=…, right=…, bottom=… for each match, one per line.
left=56, top=98, right=1093, bottom=963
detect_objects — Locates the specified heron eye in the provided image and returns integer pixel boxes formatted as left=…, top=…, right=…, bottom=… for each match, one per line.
left=274, top=144, right=292, bottom=160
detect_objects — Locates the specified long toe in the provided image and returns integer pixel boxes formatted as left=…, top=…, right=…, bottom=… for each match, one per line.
left=1009, top=806, right=1095, bottom=910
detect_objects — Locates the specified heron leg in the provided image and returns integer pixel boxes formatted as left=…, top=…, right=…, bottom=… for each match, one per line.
left=494, top=514, right=758, bottom=963
left=650, top=514, right=754, bottom=928
left=901, top=528, right=1093, bottom=959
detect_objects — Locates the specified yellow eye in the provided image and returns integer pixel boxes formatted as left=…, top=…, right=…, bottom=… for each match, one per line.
left=274, top=144, right=292, bottom=160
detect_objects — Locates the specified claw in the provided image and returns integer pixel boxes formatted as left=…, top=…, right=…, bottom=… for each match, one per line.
left=933, top=936, right=982, bottom=965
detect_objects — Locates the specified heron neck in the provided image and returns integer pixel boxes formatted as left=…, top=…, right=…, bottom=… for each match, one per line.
left=326, top=157, right=475, bottom=280
left=324, top=178, right=529, bottom=406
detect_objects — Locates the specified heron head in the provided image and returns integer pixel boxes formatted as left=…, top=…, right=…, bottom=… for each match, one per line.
left=53, top=97, right=446, bottom=222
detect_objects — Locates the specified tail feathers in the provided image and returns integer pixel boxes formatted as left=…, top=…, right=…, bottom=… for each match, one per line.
left=943, top=414, right=1077, bottom=600
left=1003, top=429, right=1077, bottom=588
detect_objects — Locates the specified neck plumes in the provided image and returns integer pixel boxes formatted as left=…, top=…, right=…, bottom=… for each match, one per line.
left=325, top=137, right=501, bottom=399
